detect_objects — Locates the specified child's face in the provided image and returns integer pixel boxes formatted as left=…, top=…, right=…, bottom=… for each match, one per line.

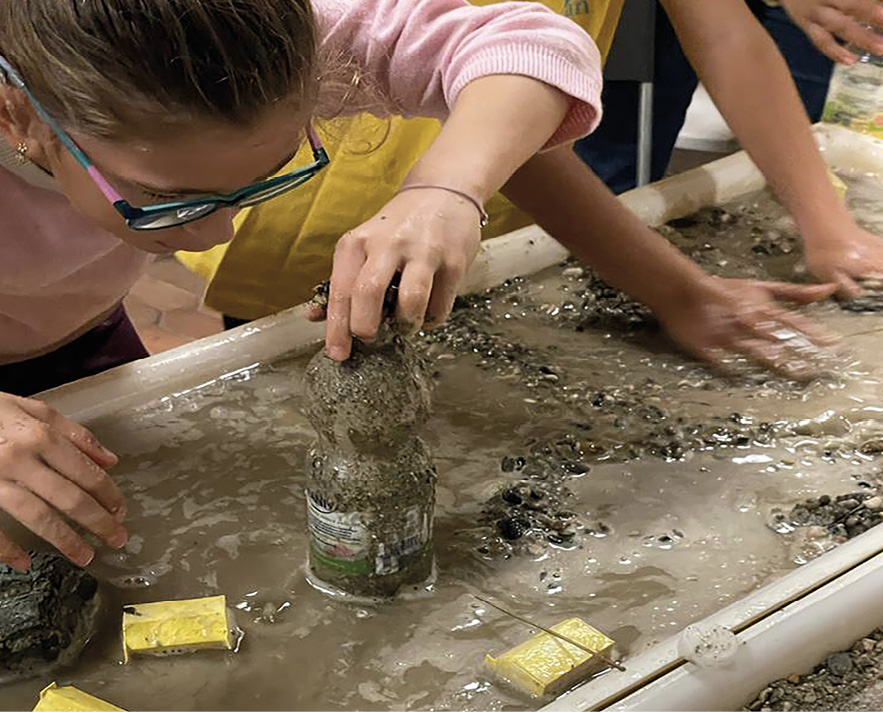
left=41, top=103, right=307, bottom=254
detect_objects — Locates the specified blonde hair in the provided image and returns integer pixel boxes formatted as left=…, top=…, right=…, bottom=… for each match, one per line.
left=0, top=0, right=319, bottom=138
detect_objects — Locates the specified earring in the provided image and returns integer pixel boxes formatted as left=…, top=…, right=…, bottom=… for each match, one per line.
left=15, top=142, right=29, bottom=165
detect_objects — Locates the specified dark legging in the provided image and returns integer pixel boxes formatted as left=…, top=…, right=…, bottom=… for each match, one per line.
left=575, top=0, right=835, bottom=195
left=0, top=305, right=148, bottom=397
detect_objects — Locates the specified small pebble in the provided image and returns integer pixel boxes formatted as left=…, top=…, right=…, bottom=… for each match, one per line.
left=826, top=652, right=853, bottom=676
left=839, top=498, right=860, bottom=510
left=864, top=496, right=883, bottom=511
left=562, top=266, right=585, bottom=279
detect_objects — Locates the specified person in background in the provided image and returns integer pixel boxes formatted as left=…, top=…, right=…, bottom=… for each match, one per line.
left=575, top=0, right=883, bottom=298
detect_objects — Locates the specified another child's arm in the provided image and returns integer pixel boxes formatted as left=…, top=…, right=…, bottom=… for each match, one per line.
left=318, top=0, right=602, bottom=359
left=777, top=0, right=883, bottom=62
left=502, top=147, right=837, bottom=378
left=662, top=0, right=883, bottom=298
left=0, top=393, right=127, bottom=570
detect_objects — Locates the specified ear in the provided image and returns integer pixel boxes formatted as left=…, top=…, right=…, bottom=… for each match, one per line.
left=0, top=82, right=51, bottom=158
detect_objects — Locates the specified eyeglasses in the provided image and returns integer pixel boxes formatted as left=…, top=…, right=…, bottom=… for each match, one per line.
left=0, top=54, right=329, bottom=230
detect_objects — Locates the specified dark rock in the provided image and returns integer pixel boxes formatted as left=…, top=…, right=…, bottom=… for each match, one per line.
left=0, top=553, right=100, bottom=681
left=826, top=652, right=853, bottom=677
left=497, top=516, right=531, bottom=540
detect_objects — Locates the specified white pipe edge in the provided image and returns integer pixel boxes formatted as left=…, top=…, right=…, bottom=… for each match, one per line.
left=608, top=547, right=883, bottom=711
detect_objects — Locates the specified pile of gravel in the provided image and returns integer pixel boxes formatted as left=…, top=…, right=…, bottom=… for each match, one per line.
left=745, top=628, right=883, bottom=711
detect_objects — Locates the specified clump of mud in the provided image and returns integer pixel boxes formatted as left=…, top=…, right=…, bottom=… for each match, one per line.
left=745, top=628, right=883, bottom=711
left=304, top=287, right=437, bottom=598
left=0, top=553, right=100, bottom=682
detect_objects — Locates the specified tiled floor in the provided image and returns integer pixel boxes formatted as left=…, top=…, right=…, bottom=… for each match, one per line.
left=125, top=256, right=224, bottom=354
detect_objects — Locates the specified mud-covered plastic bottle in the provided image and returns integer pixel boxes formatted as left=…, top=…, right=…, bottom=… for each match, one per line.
left=303, top=324, right=437, bottom=598
left=822, top=29, right=883, bottom=139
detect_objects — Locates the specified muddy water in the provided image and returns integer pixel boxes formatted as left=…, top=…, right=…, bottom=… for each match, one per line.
left=2, top=173, right=883, bottom=711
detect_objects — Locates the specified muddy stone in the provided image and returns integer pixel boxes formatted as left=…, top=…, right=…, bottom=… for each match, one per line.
left=0, top=553, right=99, bottom=682
left=304, top=326, right=437, bottom=598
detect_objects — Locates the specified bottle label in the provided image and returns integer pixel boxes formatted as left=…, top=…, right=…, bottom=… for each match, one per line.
left=374, top=506, right=431, bottom=576
left=307, top=492, right=431, bottom=577
left=822, top=62, right=883, bottom=139
left=307, top=491, right=373, bottom=574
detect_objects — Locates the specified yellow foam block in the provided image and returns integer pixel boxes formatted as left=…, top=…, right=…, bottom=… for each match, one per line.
left=828, top=169, right=849, bottom=202
left=122, top=594, right=232, bottom=663
left=485, top=618, right=615, bottom=698
left=33, top=683, right=125, bottom=711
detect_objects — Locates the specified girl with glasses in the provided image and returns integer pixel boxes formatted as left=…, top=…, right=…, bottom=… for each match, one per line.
left=0, top=0, right=601, bottom=571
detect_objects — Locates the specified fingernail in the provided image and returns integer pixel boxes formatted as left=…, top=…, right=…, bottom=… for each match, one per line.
left=113, top=504, right=127, bottom=523
left=111, top=529, right=128, bottom=549
left=326, top=346, right=347, bottom=361
left=76, top=549, right=95, bottom=568
left=101, top=445, right=119, bottom=462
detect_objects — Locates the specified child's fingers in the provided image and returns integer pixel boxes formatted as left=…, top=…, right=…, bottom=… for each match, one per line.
left=17, top=463, right=127, bottom=549
left=39, top=436, right=126, bottom=524
left=805, top=21, right=858, bottom=62
left=14, top=397, right=118, bottom=467
left=0, top=481, right=93, bottom=568
left=395, top=263, right=435, bottom=335
left=326, top=236, right=367, bottom=361
left=764, top=281, right=837, bottom=304
left=834, top=271, right=863, bottom=299
left=773, top=309, right=840, bottom=347
left=425, top=259, right=467, bottom=328
left=349, top=254, right=401, bottom=343
left=0, top=530, right=30, bottom=573
left=820, top=4, right=883, bottom=53
left=838, top=0, right=883, bottom=36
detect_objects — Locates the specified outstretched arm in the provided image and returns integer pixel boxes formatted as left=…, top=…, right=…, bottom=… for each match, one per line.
left=502, top=146, right=837, bottom=379
left=662, top=0, right=883, bottom=297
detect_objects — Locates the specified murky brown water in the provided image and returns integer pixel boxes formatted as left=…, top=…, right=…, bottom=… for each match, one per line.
left=2, top=172, right=882, bottom=711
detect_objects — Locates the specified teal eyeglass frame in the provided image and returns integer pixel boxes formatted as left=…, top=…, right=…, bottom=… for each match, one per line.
left=0, top=53, right=329, bottom=230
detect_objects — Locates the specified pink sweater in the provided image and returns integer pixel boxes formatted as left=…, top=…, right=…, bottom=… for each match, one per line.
left=0, top=0, right=602, bottom=366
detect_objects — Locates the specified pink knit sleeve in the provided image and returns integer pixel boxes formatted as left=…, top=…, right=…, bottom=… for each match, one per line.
left=315, top=0, right=603, bottom=147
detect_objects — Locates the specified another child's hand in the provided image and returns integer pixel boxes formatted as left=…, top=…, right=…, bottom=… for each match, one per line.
left=0, top=393, right=127, bottom=571
left=656, top=276, right=838, bottom=380
left=803, top=224, right=883, bottom=298
left=779, top=0, right=883, bottom=63
left=320, top=188, right=482, bottom=360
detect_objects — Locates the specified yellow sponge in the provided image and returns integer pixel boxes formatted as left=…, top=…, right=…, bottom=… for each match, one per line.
left=122, top=594, right=232, bottom=663
left=33, top=683, right=125, bottom=711
left=485, top=617, right=615, bottom=698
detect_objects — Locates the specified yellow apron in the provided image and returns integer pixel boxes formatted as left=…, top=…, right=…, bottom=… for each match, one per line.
left=179, top=0, right=625, bottom=320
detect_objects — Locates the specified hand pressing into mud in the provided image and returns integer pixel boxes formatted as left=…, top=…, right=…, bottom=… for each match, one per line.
left=308, top=188, right=482, bottom=360
left=780, top=0, right=883, bottom=62
left=0, top=393, right=127, bottom=572
left=656, top=276, right=838, bottom=380
left=803, top=224, right=883, bottom=298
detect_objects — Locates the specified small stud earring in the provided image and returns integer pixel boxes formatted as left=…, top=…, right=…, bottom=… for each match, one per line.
left=15, top=142, right=29, bottom=165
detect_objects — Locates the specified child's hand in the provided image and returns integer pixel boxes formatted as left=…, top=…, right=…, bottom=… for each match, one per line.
left=656, top=276, right=838, bottom=380
left=0, top=393, right=127, bottom=572
left=320, top=188, right=482, bottom=360
left=779, top=0, right=883, bottom=63
left=803, top=224, right=883, bottom=298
